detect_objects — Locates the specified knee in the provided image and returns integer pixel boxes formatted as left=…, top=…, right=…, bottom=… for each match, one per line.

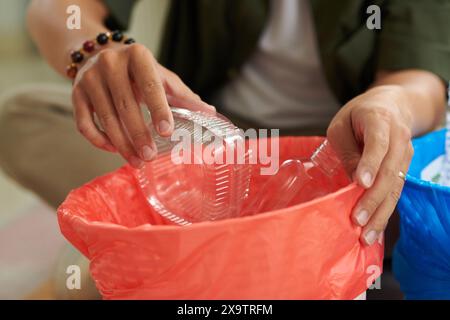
left=0, top=88, right=42, bottom=180
left=0, top=92, right=24, bottom=167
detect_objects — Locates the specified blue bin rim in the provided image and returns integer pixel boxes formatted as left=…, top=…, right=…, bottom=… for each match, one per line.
left=405, top=128, right=450, bottom=195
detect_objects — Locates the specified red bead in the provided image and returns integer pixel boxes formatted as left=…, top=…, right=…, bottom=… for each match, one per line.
left=66, top=64, right=78, bottom=79
left=83, top=40, right=95, bottom=53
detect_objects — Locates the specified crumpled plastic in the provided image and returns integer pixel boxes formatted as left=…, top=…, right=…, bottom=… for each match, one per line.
left=394, top=129, right=450, bottom=299
left=58, top=136, right=384, bottom=300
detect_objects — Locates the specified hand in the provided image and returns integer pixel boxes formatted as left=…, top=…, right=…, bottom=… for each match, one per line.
left=327, top=85, right=414, bottom=245
left=72, top=43, right=215, bottom=168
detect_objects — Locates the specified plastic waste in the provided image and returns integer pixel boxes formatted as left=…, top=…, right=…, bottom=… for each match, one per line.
left=136, top=108, right=251, bottom=225
left=393, top=129, right=450, bottom=299
left=242, top=139, right=344, bottom=215
left=440, top=111, right=450, bottom=186
left=57, top=136, right=384, bottom=300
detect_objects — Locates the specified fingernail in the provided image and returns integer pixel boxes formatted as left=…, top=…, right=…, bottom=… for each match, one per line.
left=142, top=145, right=155, bottom=161
left=199, top=103, right=216, bottom=114
left=361, top=171, right=373, bottom=188
left=104, top=143, right=116, bottom=152
left=158, top=120, right=172, bottom=135
left=364, top=230, right=378, bottom=246
left=355, top=209, right=369, bottom=226
left=378, top=232, right=384, bottom=245
left=130, top=156, right=144, bottom=169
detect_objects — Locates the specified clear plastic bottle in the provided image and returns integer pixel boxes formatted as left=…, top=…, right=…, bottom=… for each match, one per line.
left=136, top=108, right=252, bottom=225
left=241, top=139, right=343, bottom=215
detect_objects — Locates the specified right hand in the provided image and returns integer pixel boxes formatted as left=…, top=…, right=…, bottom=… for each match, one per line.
left=72, top=42, right=215, bottom=168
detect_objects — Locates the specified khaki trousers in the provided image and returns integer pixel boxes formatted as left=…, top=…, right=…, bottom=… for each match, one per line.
left=0, top=83, right=125, bottom=209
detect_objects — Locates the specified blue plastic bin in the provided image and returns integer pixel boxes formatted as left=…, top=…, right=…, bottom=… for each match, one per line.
left=394, top=129, right=450, bottom=299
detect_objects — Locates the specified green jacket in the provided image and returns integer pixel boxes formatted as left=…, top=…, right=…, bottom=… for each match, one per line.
left=104, top=0, right=450, bottom=105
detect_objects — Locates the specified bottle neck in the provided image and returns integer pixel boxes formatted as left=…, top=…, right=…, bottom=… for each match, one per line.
left=310, top=139, right=341, bottom=176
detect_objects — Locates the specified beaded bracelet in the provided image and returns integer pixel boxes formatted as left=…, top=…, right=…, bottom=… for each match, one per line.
left=66, top=30, right=135, bottom=79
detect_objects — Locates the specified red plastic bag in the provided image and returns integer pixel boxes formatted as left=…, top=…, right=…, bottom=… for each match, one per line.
left=58, top=137, right=383, bottom=299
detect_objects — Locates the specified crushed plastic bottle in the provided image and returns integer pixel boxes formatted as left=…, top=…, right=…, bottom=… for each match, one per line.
left=241, top=139, right=344, bottom=215
left=136, top=108, right=252, bottom=225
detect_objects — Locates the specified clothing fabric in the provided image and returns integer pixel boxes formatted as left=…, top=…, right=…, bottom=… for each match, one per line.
left=217, top=0, right=340, bottom=130
left=104, top=0, right=450, bottom=105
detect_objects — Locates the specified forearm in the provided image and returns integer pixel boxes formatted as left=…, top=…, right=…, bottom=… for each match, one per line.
left=27, top=0, right=109, bottom=76
left=371, top=70, right=447, bottom=137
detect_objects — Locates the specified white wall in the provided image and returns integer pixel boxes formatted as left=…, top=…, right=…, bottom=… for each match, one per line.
left=128, top=0, right=171, bottom=55
left=0, top=0, right=30, bottom=56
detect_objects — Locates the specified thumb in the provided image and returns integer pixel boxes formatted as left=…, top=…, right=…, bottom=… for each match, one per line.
left=327, top=120, right=362, bottom=179
left=167, top=93, right=216, bottom=115
left=160, top=67, right=216, bottom=114
left=338, top=147, right=361, bottom=180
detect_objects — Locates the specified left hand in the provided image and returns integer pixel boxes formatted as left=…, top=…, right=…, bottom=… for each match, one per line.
left=327, top=85, right=415, bottom=245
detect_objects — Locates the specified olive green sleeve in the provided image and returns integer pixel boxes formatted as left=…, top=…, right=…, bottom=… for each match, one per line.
left=377, top=0, right=450, bottom=81
left=102, top=0, right=138, bottom=30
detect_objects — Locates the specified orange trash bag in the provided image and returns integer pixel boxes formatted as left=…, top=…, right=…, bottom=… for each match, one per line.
left=58, top=136, right=384, bottom=299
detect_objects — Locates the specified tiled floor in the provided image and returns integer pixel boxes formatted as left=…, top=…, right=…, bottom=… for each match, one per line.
left=0, top=55, right=65, bottom=299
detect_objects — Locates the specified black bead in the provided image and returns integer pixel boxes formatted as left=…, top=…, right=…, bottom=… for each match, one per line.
left=111, top=30, right=124, bottom=42
left=70, top=51, right=84, bottom=63
left=124, top=38, right=136, bottom=45
left=96, top=33, right=109, bottom=45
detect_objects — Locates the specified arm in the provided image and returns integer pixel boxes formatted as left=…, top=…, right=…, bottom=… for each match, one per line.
left=372, top=70, right=446, bottom=136
left=327, top=69, right=446, bottom=245
left=27, top=0, right=214, bottom=167
left=27, top=0, right=109, bottom=76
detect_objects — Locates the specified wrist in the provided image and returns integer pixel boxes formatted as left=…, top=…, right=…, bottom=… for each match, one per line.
left=366, top=84, right=414, bottom=129
left=65, top=31, right=135, bottom=79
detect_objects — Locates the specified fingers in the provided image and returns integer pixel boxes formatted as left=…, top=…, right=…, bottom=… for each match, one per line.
left=72, top=87, right=116, bottom=152
left=352, top=129, right=404, bottom=229
left=352, top=125, right=412, bottom=245
left=326, top=116, right=361, bottom=177
left=73, top=43, right=213, bottom=166
left=128, top=44, right=174, bottom=137
left=360, top=142, right=413, bottom=245
left=80, top=69, right=143, bottom=168
left=330, top=90, right=414, bottom=246
left=355, top=114, right=391, bottom=188
left=99, top=49, right=156, bottom=161
left=160, top=66, right=216, bottom=114
left=166, top=94, right=216, bottom=114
